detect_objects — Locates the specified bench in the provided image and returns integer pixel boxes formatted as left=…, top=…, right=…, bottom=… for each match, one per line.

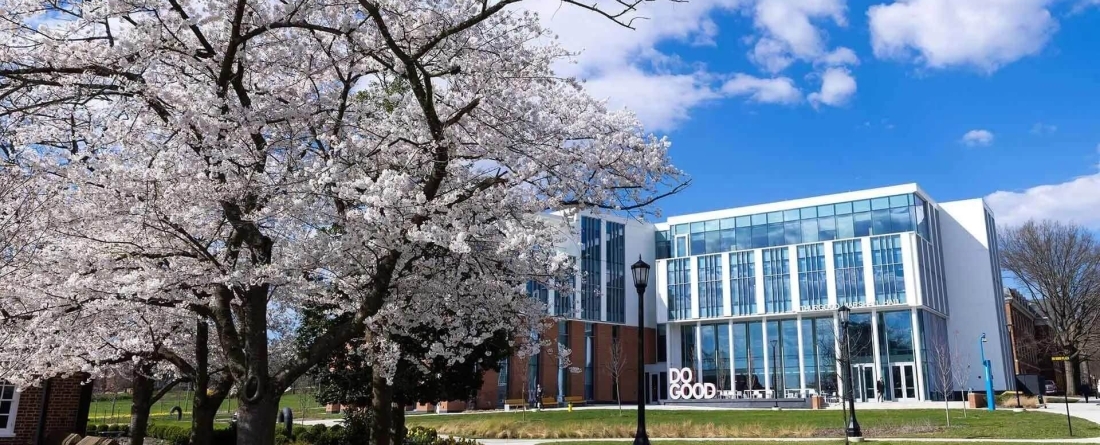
left=504, top=398, right=527, bottom=411
left=541, top=397, right=560, bottom=408
left=564, top=396, right=585, bottom=406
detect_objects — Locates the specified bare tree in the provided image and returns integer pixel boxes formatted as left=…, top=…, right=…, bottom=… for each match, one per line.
left=602, top=336, right=628, bottom=414
left=716, top=350, right=731, bottom=395
left=1000, top=220, right=1100, bottom=396
left=950, top=330, right=974, bottom=417
left=932, top=338, right=957, bottom=426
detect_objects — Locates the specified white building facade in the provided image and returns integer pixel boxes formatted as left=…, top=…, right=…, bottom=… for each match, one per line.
left=649, top=184, right=1012, bottom=402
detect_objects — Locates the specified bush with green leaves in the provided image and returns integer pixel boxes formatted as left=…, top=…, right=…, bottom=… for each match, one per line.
left=406, top=426, right=438, bottom=445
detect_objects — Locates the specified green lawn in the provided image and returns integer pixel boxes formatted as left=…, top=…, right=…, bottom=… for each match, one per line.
left=405, top=409, right=1098, bottom=440
left=87, top=391, right=339, bottom=424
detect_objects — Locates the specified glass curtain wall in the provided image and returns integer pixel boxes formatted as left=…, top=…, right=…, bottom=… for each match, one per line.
left=763, top=248, right=791, bottom=313
left=580, top=217, right=602, bottom=320
left=605, top=221, right=626, bottom=323
left=765, top=320, right=801, bottom=394
left=833, top=240, right=865, bottom=306
left=729, top=251, right=756, bottom=315
left=733, top=321, right=765, bottom=391
left=667, top=258, right=691, bottom=320
left=698, top=254, right=723, bottom=317
left=800, top=317, right=838, bottom=395
left=681, top=324, right=697, bottom=372
left=700, top=323, right=731, bottom=388
left=797, top=244, right=828, bottom=308
left=665, top=194, right=924, bottom=257
left=871, top=235, right=906, bottom=304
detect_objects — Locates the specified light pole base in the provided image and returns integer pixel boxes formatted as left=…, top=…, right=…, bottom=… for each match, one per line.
left=1013, top=408, right=1025, bottom=413
left=848, top=437, right=865, bottom=443
left=771, top=406, right=781, bottom=411
left=632, top=430, right=650, bottom=445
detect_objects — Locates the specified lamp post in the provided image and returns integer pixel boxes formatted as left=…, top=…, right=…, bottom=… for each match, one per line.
left=838, top=305, right=862, bottom=439
left=630, top=257, right=651, bottom=445
left=770, top=339, right=780, bottom=409
left=980, top=333, right=995, bottom=411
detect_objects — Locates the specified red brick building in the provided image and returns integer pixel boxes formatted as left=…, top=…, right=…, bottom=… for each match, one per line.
left=0, top=376, right=93, bottom=445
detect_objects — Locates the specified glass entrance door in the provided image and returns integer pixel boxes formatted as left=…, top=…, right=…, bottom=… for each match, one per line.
left=891, top=364, right=917, bottom=400
left=851, top=364, right=875, bottom=402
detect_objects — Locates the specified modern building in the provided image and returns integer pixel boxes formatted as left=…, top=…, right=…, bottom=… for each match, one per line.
left=464, top=183, right=1012, bottom=410
left=653, top=184, right=1012, bottom=403
left=466, top=212, right=661, bottom=411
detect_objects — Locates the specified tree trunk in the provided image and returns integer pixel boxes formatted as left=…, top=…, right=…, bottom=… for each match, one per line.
left=390, top=404, right=405, bottom=445
left=1066, top=356, right=1080, bottom=397
left=371, top=371, right=393, bottom=445
left=191, top=318, right=236, bottom=445
left=236, top=395, right=280, bottom=445
left=616, top=379, right=621, bottom=414
left=944, top=400, right=950, bottom=426
left=130, top=367, right=155, bottom=445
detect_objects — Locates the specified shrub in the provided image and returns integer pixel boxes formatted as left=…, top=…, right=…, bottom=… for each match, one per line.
left=119, top=425, right=130, bottom=435
left=146, top=424, right=191, bottom=445
left=406, top=426, right=438, bottom=445
left=107, top=424, right=120, bottom=432
left=97, top=424, right=109, bottom=433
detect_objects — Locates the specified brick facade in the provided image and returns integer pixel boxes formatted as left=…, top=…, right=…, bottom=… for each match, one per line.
left=0, top=376, right=91, bottom=445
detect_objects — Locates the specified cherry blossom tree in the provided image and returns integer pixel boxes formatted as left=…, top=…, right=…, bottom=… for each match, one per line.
left=0, top=2, right=685, bottom=445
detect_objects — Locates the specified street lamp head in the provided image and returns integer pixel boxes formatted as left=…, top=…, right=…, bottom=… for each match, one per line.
left=837, top=305, right=851, bottom=325
left=981, top=333, right=988, bottom=342
left=631, top=256, right=651, bottom=290
left=770, top=339, right=778, bottom=347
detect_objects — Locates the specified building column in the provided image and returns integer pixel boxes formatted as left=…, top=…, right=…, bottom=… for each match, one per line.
left=862, top=237, right=876, bottom=306
left=762, top=317, right=771, bottom=394
left=824, top=241, right=838, bottom=307
left=834, top=311, right=844, bottom=399
left=871, top=308, right=882, bottom=402
left=728, top=319, right=736, bottom=392
left=695, top=321, right=703, bottom=375
left=690, top=258, right=700, bottom=319
left=754, top=249, right=766, bottom=315
left=911, top=308, right=926, bottom=401
left=789, top=245, right=801, bottom=312
left=721, top=253, right=732, bottom=317
left=797, top=314, right=807, bottom=394
left=901, top=233, right=921, bottom=306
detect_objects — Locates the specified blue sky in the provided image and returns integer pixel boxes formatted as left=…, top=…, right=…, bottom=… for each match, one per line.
left=533, top=0, right=1100, bottom=225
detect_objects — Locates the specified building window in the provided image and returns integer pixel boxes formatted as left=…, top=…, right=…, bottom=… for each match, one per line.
left=584, top=323, right=595, bottom=400
left=497, top=358, right=509, bottom=405
left=763, top=247, right=791, bottom=313
left=527, top=281, right=549, bottom=308
left=700, top=323, right=731, bottom=389
left=655, top=230, right=671, bottom=260
left=697, top=254, right=723, bottom=318
left=558, top=323, right=569, bottom=400
left=871, top=235, right=905, bottom=304
left=606, top=221, right=626, bottom=323
left=0, top=381, right=18, bottom=436
left=667, top=258, right=691, bottom=320
left=833, top=239, right=865, bottom=305
left=555, top=256, right=576, bottom=318
left=797, top=243, right=827, bottom=308
left=665, top=195, right=925, bottom=257
left=681, top=324, right=697, bottom=371
left=581, top=216, right=602, bottom=320
left=657, top=325, right=667, bottom=362
left=729, top=251, right=756, bottom=315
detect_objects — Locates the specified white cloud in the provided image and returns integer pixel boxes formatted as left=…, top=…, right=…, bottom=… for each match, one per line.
left=868, top=0, right=1058, bottom=72
left=721, top=74, right=802, bottom=104
left=584, top=68, right=720, bottom=132
left=748, top=0, right=848, bottom=72
left=808, top=68, right=857, bottom=107
left=817, top=47, right=861, bottom=67
left=529, top=0, right=744, bottom=130
left=961, top=129, right=995, bottom=147
left=987, top=172, right=1100, bottom=228
left=1030, top=122, right=1058, bottom=134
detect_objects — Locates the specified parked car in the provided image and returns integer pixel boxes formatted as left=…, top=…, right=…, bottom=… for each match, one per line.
left=1045, top=380, right=1059, bottom=395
